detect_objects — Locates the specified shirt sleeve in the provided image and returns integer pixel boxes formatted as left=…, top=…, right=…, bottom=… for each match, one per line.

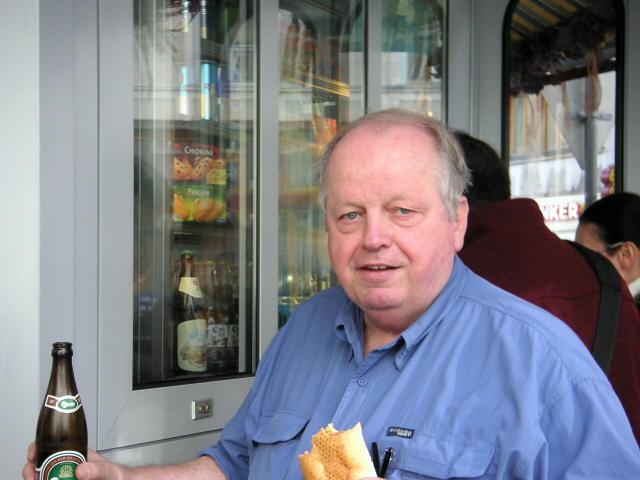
left=198, top=318, right=294, bottom=477
left=526, top=377, right=640, bottom=479
left=199, top=391, right=252, bottom=479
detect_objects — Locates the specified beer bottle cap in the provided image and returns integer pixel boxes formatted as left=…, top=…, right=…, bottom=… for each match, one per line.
left=51, top=342, right=73, bottom=357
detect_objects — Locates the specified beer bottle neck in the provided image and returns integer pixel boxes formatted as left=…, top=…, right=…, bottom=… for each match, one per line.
left=47, top=355, right=79, bottom=396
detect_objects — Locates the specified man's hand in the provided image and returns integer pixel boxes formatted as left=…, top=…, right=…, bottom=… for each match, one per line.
left=23, top=443, right=226, bottom=480
left=22, top=443, right=38, bottom=480
left=22, top=443, right=129, bottom=480
left=76, top=450, right=130, bottom=480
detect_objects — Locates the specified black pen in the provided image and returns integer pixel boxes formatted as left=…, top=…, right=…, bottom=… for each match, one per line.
left=371, top=442, right=381, bottom=476
left=379, top=447, right=394, bottom=478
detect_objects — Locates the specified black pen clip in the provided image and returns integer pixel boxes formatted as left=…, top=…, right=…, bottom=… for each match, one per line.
left=379, top=447, right=394, bottom=478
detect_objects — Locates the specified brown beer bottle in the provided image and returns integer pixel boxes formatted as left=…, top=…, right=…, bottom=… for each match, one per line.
left=35, top=342, right=88, bottom=479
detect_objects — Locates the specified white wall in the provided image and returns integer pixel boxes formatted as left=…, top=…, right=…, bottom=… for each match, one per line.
left=466, top=0, right=509, bottom=151
left=39, top=0, right=101, bottom=452
left=0, top=0, right=41, bottom=476
left=0, top=1, right=99, bottom=476
left=447, top=0, right=473, bottom=132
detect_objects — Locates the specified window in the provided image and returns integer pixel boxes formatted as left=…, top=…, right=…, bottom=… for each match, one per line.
left=503, top=0, right=624, bottom=238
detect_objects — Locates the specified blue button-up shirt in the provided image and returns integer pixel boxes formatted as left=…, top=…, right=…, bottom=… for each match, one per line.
left=202, top=257, right=640, bottom=479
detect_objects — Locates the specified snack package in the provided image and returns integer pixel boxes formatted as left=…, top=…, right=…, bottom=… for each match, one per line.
left=172, top=184, right=225, bottom=223
left=171, top=143, right=227, bottom=224
left=299, top=423, right=376, bottom=480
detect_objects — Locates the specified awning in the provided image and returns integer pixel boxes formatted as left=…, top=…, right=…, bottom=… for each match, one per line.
left=511, top=0, right=591, bottom=42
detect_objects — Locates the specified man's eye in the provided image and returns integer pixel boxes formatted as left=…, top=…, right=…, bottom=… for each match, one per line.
left=397, top=208, right=412, bottom=215
left=343, top=212, right=359, bottom=221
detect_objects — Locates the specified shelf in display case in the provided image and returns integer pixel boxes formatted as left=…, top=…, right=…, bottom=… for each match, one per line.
left=135, top=119, right=244, bottom=142
left=281, top=67, right=350, bottom=98
left=172, top=220, right=235, bottom=237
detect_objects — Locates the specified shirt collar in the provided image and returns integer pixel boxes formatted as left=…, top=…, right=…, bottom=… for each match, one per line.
left=334, top=299, right=364, bottom=361
left=334, top=256, right=468, bottom=368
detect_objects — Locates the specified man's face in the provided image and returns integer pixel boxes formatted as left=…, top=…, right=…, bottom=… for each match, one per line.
left=325, top=124, right=468, bottom=334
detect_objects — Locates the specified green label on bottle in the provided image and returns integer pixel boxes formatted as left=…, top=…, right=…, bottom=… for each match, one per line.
left=44, top=394, right=82, bottom=413
left=36, top=450, right=85, bottom=480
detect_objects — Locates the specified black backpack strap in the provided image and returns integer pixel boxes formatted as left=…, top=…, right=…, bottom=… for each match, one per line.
left=565, top=240, right=622, bottom=374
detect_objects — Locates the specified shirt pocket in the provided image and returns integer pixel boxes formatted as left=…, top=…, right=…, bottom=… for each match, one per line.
left=249, top=410, right=310, bottom=479
left=385, top=434, right=494, bottom=479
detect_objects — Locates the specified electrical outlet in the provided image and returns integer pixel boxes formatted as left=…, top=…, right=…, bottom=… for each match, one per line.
left=191, top=398, right=213, bottom=420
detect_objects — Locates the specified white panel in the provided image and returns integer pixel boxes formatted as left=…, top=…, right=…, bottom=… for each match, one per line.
left=258, top=0, right=281, bottom=356
left=366, top=0, right=383, bottom=112
left=72, top=0, right=100, bottom=450
left=470, top=0, right=509, bottom=150
left=447, top=0, right=473, bottom=132
left=102, top=430, right=222, bottom=467
left=97, top=0, right=136, bottom=450
left=0, top=0, right=41, bottom=476
left=39, top=0, right=75, bottom=347
left=97, top=379, right=252, bottom=448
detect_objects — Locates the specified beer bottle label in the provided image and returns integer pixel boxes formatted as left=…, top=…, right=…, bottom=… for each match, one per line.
left=179, top=276, right=203, bottom=298
left=178, top=319, right=207, bottom=372
left=44, top=394, right=82, bottom=413
left=36, top=450, right=86, bottom=480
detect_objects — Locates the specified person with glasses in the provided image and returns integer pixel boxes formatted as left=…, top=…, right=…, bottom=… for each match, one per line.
left=576, top=192, right=640, bottom=310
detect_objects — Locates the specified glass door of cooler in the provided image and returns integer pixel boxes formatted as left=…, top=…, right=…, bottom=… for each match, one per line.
left=98, top=0, right=256, bottom=451
left=276, top=0, right=365, bottom=325
left=133, top=0, right=256, bottom=388
left=276, top=0, right=446, bottom=325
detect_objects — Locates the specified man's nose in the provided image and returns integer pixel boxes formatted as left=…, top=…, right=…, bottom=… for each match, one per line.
left=362, top=213, right=392, bottom=251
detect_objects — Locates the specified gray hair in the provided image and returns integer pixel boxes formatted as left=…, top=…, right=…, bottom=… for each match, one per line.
left=315, top=109, right=471, bottom=221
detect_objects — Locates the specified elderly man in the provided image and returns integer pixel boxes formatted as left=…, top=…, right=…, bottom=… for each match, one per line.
left=24, top=110, right=640, bottom=479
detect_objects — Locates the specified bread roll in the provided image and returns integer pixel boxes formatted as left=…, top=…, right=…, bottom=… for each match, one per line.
left=299, top=423, right=376, bottom=480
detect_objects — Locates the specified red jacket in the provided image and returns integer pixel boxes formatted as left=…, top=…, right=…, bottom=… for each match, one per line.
left=460, top=198, right=640, bottom=443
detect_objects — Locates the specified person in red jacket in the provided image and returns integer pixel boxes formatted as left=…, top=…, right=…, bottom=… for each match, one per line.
left=456, top=131, right=640, bottom=443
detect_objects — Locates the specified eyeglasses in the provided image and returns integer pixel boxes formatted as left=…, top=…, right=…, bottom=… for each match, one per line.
left=601, top=241, right=625, bottom=254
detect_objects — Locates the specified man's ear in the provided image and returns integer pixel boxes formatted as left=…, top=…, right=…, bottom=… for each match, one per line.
left=454, top=196, right=469, bottom=252
left=614, top=241, right=640, bottom=283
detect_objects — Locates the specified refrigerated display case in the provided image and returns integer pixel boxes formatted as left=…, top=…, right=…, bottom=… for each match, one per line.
left=97, top=0, right=446, bottom=461
left=98, top=0, right=257, bottom=455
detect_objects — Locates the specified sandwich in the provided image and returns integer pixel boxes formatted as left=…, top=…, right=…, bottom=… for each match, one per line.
left=299, top=423, right=377, bottom=480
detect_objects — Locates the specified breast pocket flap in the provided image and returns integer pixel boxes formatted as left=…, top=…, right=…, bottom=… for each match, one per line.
left=252, top=411, right=310, bottom=445
left=396, top=435, right=494, bottom=478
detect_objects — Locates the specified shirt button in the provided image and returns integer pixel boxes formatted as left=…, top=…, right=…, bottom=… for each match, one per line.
left=357, top=377, right=368, bottom=387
